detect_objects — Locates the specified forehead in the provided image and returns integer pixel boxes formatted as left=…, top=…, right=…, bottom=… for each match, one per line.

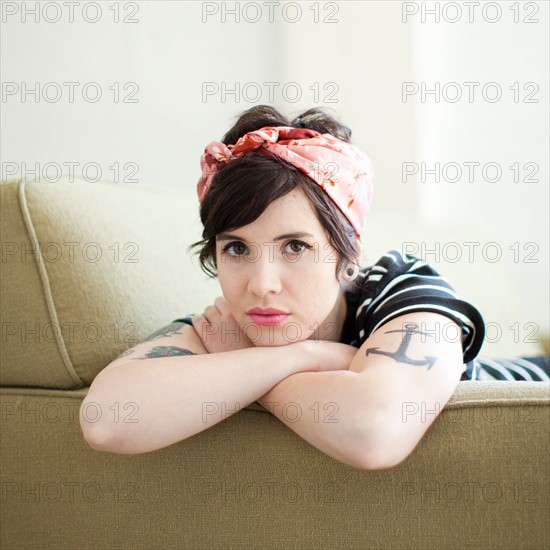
left=216, top=189, right=325, bottom=241
left=216, top=230, right=316, bottom=242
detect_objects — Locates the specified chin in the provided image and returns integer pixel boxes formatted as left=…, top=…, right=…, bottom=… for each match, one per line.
left=239, top=318, right=311, bottom=347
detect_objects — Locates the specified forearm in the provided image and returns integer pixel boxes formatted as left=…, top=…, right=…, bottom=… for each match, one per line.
left=81, top=346, right=305, bottom=455
left=257, top=370, right=377, bottom=469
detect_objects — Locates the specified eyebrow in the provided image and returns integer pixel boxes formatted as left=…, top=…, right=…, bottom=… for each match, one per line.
left=216, top=231, right=315, bottom=242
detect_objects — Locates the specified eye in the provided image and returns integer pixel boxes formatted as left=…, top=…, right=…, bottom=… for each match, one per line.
left=221, top=241, right=247, bottom=257
left=221, top=240, right=313, bottom=258
left=284, top=240, right=312, bottom=255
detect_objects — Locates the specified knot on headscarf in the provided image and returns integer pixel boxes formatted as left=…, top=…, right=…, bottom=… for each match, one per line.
left=197, top=126, right=374, bottom=240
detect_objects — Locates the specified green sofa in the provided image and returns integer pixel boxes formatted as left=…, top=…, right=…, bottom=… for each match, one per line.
left=1, top=176, right=549, bottom=550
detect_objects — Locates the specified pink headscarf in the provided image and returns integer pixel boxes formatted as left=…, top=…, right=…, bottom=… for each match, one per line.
left=197, top=126, right=374, bottom=240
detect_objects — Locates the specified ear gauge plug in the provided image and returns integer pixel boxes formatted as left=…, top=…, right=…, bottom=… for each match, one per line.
left=345, top=265, right=359, bottom=280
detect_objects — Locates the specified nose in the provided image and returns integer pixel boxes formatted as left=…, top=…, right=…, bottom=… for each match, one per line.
left=247, top=254, right=283, bottom=298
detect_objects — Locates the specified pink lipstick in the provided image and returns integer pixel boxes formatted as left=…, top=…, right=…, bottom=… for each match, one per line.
left=247, top=307, right=290, bottom=326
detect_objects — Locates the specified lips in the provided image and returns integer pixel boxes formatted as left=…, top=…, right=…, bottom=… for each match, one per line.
left=247, top=307, right=289, bottom=315
left=247, top=313, right=290, bottom=326
left=246, top=308, right=290, bottom=326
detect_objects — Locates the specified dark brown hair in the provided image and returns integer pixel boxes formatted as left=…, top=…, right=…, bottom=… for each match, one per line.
left=187, top=105, right=363, bottom=293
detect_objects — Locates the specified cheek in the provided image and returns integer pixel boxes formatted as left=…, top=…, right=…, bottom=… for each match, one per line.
left=307, top=265, right=339, bottom=291
left=218, top=268, right=244, bottom=297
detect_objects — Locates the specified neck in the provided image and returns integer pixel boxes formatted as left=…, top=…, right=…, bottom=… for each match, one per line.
left=335, top=290, right=348, bottom=342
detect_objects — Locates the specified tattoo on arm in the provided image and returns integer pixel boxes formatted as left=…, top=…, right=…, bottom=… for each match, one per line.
left=114, top=323, right=197, bottom=361
left=365, top=322, right=438, bottom=370
left=134, top=346, right=198, bottom=359
left=141, top=322, right=186, bottom=342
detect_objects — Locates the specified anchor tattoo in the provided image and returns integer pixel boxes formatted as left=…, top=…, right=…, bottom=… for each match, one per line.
left=366, top=322, right=437, bottom=370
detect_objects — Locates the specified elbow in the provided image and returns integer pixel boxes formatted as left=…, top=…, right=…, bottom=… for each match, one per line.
left=81, top=426, right=150, bottom=456
left=81, top=424, right=136, bottom=455
left=79, top=399, right=122, bottom=454
left=350, top=441, right=396, bottom=471
left=82, top=426, right=114, bottom=453
left=355, top=445, right=409, bottom=471
left=79, top=398, right=171, bottom=456
left=351, top=414, right=411, bottom=471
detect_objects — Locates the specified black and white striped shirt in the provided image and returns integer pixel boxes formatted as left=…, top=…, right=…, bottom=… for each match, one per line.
left=338, top=249, right=484, bottom=381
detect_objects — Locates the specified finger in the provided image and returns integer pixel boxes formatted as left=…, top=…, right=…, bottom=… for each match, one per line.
left=216, top=298, right=236, bottom=320
left=214, top=296, right=228, bottom=313
left=201, top=310, right=223, bottom=331
left=191, top=314, right=204, bottom=336
left=193, top=313, right=215, bottom=328
left=202, top=306, right=218, bottom=324
left=191, top=314, right=205, bottom=328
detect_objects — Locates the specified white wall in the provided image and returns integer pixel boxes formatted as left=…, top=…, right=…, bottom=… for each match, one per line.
left=2, top=1, right=548, bottom=356
left=410, top=2, right=549, bottom=350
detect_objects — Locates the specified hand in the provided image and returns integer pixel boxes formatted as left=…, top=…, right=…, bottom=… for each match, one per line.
left=296, top=340, right=359, bottom=373
left=191, top=296, right=255, bottom=354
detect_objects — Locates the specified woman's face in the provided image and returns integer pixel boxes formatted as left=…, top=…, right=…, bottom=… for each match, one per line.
left=215, top=188, right=348, bottom=347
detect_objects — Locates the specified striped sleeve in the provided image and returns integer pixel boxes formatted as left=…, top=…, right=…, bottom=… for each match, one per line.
left=357, top=249, right=485, bottom=364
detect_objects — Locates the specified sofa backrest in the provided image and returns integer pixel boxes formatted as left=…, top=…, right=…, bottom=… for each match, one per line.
left=0, top=176, right=221, bottom=388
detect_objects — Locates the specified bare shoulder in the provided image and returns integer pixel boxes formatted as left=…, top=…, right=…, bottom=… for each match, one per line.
left=103, top=320, right=207, bottom=372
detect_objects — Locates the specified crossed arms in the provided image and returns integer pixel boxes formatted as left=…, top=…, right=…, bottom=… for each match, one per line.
left=255, top=311, right=465, bottom=470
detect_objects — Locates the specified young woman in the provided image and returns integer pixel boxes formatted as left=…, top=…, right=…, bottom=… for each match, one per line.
left=80, top=106, right=549, bottom=468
